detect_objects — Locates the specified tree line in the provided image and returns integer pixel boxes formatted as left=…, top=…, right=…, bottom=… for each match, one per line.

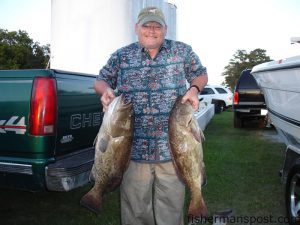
left=1, top=28, right=271, bottom=89
left=0, top=29, right=50, bottom=69
left=222, top=49, right=271, bottom=90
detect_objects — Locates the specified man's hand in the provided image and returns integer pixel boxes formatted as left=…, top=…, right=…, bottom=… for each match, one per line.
left=181, top=86, right=199, bottom=110
left=101, top=87, right=115, bottom=112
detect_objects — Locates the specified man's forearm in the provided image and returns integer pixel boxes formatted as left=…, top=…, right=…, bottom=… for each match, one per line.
left=190, top=74, right=208, bottom=92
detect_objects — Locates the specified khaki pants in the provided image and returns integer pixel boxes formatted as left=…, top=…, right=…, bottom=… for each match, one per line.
left=121, top=161, right=185, bottom=225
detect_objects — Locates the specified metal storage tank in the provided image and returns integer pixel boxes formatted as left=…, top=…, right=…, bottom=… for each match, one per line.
left=51, top=0, right=133, bottom=74
left=163, top=2, right=177, bottom=40
left=51, top=0, right=176, bottom=74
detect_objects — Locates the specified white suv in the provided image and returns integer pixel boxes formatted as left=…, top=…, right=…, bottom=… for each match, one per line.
left=198, top=85, right=233, bottom=113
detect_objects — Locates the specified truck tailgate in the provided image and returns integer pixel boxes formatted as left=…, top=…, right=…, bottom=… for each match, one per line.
left=237, top=89, right=265, bottom=104
left=54, top=70, right=102, bottom=156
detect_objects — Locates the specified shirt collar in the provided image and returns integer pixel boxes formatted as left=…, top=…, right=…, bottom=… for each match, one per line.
left=139, top=39, right=168, bottom=53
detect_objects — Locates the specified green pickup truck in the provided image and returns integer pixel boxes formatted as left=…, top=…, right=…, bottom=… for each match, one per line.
left=0, top=69, right=102, bottom=191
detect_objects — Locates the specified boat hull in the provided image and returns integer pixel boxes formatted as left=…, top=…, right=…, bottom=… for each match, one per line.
left=251, top=56, right=300, bottom=150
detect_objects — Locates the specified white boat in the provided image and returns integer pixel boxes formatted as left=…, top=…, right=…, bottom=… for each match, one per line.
left=252, top=37, right=300, bottom=222
left=251, top=41, right=300, bottom=152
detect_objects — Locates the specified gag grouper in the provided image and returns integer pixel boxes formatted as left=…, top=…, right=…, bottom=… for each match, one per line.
left=80, top=94, right=134, bottom=214
left=168, top=95, right=208, bottom=217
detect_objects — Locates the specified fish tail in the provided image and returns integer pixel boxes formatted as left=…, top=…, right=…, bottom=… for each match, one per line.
left=201, top=167, right=207, bottom=187
left=80, top=188, right=103, bottom=215
left=188, top=195, right=208, bottom=218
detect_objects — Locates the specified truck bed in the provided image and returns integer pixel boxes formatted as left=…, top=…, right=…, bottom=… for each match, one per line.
left=0, top=69, right=102, bottom=191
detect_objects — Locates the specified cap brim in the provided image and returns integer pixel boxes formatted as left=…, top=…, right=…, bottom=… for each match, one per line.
left=139, top=16, right=165, bottom=26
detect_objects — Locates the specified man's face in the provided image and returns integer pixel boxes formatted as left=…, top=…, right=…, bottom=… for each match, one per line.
left=135, top=21, right=167, bottom=50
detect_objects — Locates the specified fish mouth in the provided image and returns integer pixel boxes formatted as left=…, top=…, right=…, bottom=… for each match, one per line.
left=176, top=95, right=192, bottom=107
left=118, top=94, right=125, bottom=104
left=174, top=96, right=193, bottom=112
left=119, top=94, right=133, bottom=107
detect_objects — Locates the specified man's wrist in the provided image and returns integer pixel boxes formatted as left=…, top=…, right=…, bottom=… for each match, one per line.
left=188, top=85, right=201, bottom=93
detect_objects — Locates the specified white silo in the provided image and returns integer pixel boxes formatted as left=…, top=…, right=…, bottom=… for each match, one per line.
left=51, top=0, right=176, bottom=74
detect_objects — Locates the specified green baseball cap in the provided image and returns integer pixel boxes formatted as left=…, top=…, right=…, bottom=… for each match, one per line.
left=137, top=7, right=166, bottom=26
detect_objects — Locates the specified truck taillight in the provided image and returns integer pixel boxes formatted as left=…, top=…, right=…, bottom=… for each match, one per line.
left=30, top=77, right=57, bottom=135
left=233, top=91, right=239, bottom=105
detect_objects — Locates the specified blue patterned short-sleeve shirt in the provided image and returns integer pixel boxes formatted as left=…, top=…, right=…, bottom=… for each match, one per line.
left=97, top=39, right=207, bottom=163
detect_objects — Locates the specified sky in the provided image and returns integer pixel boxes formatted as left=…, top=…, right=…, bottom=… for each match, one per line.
left=0, top=0, right=300, bottom=84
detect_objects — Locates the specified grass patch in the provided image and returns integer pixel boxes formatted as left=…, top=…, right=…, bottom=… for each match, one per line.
left=197, top=111, right=287, bottom=225
left=0, top=111, right=287, bottom=225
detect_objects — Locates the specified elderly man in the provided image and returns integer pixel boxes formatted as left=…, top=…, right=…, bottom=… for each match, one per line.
left=94, top=6, right=208, bottom=225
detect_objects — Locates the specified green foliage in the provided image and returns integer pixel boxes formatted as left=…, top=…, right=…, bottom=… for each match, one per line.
left=0, top=29, right=50, bottom=69
left=223, top=49, right=272, bottom=90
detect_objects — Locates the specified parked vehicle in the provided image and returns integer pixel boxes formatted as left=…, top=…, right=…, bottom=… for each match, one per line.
left=0, top=69, right=102, bottom=191
left=232, top=69, right=267, bottom=128
left=199, top=84, right=233, bottom=113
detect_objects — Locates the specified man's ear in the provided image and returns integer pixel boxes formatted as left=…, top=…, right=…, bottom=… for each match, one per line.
left=164, top=25, right=168, bottom=36
left=135, top=23, right=139, bottom=35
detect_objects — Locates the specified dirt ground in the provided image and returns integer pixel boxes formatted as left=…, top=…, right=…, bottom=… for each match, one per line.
left=242, top=118, right=285, bottom=144
left=258, top=127, right=285, bottom=143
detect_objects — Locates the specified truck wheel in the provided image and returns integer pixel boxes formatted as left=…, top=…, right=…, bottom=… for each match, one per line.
left=286, top=166, right=300, bottom=225
left=219, top=101, right=226, bottom=112
left=258, top=116, right=267, bottom=128
left=214, top=101, right=222, bottom=114
left=233, top=112, right=243, bottom=128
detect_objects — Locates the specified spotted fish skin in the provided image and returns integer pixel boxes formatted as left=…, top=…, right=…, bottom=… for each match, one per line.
left=80, top=94, right=134, bottom=214
left=168, top=96, right=208, bottom=217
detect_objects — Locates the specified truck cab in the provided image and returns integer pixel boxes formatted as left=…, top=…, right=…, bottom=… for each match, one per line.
left=233, top=69, right=267, bottom=128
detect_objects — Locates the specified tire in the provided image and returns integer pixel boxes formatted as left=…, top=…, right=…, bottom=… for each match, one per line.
left=219, top=101, right=226, bottom=112
left=286, top=166, right=300, bottom=225
left=258, top=116, right=267, bottom=129
left=233, top=112, right=243, bottom=128
left=214, top=101, right=222, bottom=114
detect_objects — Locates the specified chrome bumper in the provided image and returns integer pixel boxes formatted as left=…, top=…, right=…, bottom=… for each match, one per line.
left=0, top=162, right=33, bottom=175
left=45, top=148, right=94, bottom=191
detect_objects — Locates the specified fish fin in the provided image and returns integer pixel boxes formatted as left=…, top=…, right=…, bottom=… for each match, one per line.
left=80, top=189, right=103, bottom=215
left=190, top=117, right=205, bottom=143
left=99, top=138, right=109, bottom=153
left=93, top=122, right=112, bottom=153
left=201, top=167, right=207, bottom=187
left=95, top=133, right=110, bottom=153
left=199, top=128, right=205, bottom=142
left=89, top=165, right=96, bottom=182
left=93, top=134, right=98, bottom=146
